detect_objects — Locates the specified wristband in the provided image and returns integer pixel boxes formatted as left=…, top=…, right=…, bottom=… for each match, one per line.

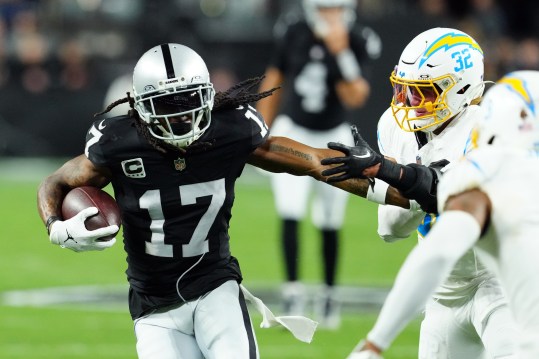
left=366, top=179, right=389, bottom=204
left=335, top=48, right=362, bottom=81
left=376, top=159, right=404, bottom=188
left=46, top=216, right=62, bottom=234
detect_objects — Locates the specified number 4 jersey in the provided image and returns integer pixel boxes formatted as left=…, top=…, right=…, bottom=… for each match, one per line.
left=85, top=105, right=268, bottom=319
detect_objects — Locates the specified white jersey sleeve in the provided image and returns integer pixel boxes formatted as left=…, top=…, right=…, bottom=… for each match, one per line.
left=376, top=108, right=417, bottom=160
left=376, top=108, right=424, bottom=241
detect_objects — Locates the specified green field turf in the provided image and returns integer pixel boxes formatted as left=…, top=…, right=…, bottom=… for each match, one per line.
left=0, top=162, right=420, bottom=358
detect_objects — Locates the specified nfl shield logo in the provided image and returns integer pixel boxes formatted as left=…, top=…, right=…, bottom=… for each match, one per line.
left=174, top=157, right=186, bottom=171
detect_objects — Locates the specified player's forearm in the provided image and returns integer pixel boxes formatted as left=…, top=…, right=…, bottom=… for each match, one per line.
left=367, top=243, right=446, bottom=350
left=368, top=211, right=480, bottom=350
left=250, top=137, right=410, bottom=208
left=257, top=68, right=283, bottom=127
left=37, top=155, right=111, bottom=224
left=250, top=137, right=332, bottom=178
left=37, top=174, right=71, bottom=224
left=335, top=77, right=370, bottom=109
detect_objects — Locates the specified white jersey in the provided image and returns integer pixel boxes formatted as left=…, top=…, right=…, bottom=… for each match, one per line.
left=438, top=147, right=539, bottom=355
left=376, top=105, right=494, bottom=301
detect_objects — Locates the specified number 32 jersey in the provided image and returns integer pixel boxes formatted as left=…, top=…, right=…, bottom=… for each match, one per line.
left=85, top=105, right=268, bottom=319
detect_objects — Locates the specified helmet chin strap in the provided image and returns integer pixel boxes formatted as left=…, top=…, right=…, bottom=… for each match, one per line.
left=409, top=110, right=439, bottom=133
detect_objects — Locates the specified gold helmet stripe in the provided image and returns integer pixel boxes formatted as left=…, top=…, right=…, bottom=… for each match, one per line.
left=498, top=76, right=536, bottom=115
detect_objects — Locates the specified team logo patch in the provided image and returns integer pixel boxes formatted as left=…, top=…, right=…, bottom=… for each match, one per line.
left=174, top=157, right=186, bottom=171
left=121, top=158, right=146, bottom=178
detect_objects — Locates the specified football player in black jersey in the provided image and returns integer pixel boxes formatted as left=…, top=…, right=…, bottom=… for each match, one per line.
left=257, top=0, right=382, bottom=328
left=37, top=43, right=409, bottom=358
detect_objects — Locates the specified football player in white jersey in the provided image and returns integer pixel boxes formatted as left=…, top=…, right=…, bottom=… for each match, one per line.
left=322, top=28, right=517, bottom=358
left=344, top=70, right=539, bottom=358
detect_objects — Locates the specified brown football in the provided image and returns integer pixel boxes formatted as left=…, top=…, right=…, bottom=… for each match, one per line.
left=62, top=186, right=121, bottom=241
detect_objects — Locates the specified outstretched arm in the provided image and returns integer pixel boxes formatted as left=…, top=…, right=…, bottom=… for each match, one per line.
left=348, top=189, right=490, bottom=356
left=322, top=126, right=448, bottom=213
left=247, top=136, right=410, bottom=208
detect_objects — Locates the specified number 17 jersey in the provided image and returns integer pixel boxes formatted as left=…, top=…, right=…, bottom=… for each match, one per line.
left=85, top=105, right=268, bottom=319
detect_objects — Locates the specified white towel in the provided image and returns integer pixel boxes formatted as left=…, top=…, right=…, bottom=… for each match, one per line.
left=240, top=284, right=318, bottom=343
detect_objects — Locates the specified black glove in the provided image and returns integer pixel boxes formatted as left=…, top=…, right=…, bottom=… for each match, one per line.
left=400, top=159, right=449, bottom=214
left=321, top=125, right=383, bottom=182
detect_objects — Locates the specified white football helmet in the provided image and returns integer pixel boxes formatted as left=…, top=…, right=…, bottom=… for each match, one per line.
left=303, top=0, right=356, bottom=34
left=472, top=70, right=539, bottom=152
left=132, top=43, right=215, bottom=149
left=390, top=28, right=485, bottom=132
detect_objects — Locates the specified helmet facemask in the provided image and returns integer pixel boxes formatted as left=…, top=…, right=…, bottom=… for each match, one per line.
left=135, top=83, right=215, bottom=149
left=390, top=71, right=456, bottom=132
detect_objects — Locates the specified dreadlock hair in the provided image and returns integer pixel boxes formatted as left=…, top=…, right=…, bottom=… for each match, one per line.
left=95, top=91, right=174, bottom=154
left=93, top=92, right=135, bottom=118
left=213, top=75, right=279, bottom=111
left=95, top=76, right=279, bottom=155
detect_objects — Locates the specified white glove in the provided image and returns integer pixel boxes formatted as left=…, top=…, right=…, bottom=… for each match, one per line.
left=49, top=207, right=118, bottom=252
left=346, top=340, right=384, bottom=359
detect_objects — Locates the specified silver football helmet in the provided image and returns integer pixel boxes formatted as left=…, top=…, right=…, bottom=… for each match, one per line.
left=472, top=70, right=539, bottom=152
left=132, top=43, right=215, bottom=149
left=390, top=28, right=485, bottom=132
left=303, top=0, right=356, bottom=35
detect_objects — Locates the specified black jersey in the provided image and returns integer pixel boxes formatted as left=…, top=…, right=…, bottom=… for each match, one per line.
left=271, top=20, right=380, bottom=130
left=85, top=105, right=268, bottom=319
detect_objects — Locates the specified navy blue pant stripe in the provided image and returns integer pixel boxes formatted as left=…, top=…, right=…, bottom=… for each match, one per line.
left=238, top=288, right=257, bottom=358
left=160, top=44, right=175, bottom=79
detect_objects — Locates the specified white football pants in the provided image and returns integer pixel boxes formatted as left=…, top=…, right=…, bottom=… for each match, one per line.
left=134, top=280, right=258, bottom=359
left=419, top=278, right=516, bottom=359
left=270, top=115, right=353, bottom=229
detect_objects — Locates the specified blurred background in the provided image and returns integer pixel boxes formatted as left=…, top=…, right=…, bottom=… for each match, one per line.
left=1, top=1, right=539, bottom=358
left=0, top=0, right=538, bottom=157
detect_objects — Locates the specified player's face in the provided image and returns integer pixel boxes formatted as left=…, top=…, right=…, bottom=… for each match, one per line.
left=153, top=103, right=193, bottom=135
left=152, top=92, right=201, bottom=134
left=317, top=7, right=345, bottom=26
left=313, top=6, right=346, bottom=36
left=406, top=84, right=439, bottom=116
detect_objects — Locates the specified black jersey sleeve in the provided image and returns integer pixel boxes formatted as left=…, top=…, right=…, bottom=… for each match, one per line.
left=245, top=105, right=269, bottom=150
left=209, top=105, right=269, bottom=154
left=84, top=118, right=110, bottom=167
left=84, top=115, right=138, bottom=168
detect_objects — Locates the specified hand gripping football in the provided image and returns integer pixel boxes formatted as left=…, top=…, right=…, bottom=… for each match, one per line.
left=62, top=186, right=121, bottom=241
